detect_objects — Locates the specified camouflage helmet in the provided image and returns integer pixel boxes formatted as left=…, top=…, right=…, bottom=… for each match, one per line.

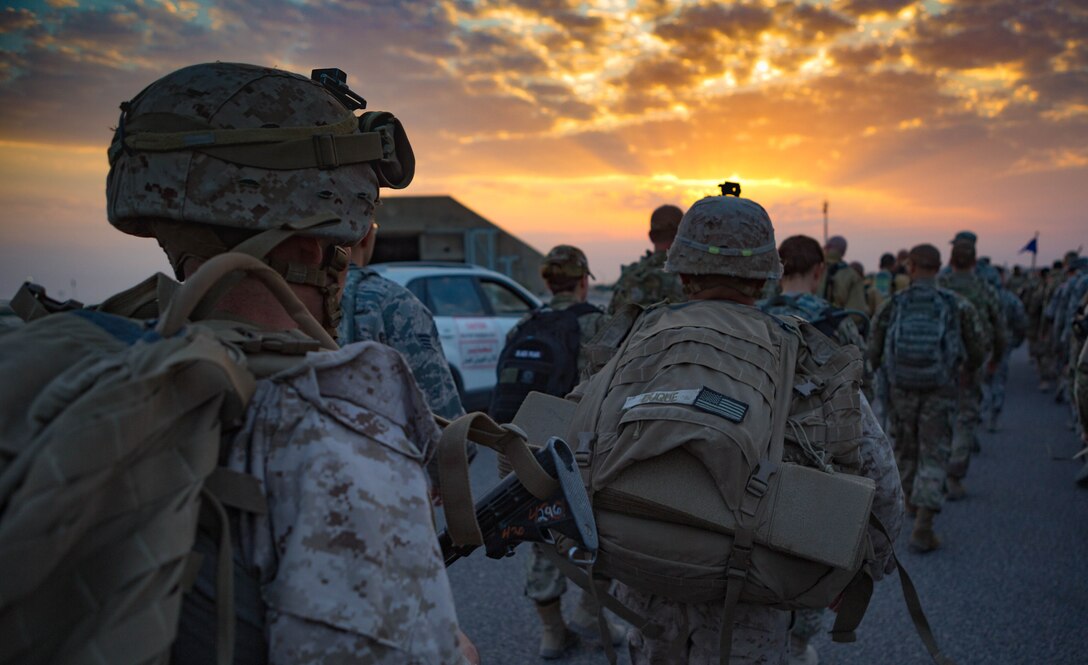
left=106, top=62, right=415, bottom=245
left=541, top=244, right=594, bottom=279
left=665, top=196, right=782, bottom=279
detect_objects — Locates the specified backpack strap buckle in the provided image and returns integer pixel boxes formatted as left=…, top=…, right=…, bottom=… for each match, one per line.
left=741, top=461, right=778, bottom=517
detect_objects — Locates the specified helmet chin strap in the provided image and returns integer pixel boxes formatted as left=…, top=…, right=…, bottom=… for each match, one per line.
left=151, top=217, right=352, bottom=340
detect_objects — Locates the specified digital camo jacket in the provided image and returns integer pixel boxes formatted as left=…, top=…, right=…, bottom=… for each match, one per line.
left=226, top=342, right=462, bottom=665
left=608, top=249, right=685, bottom=315
left=340, top=267, right=465, bottom=420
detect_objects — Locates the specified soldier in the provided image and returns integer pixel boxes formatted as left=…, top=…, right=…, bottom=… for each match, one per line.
left=1027, top=264, right=1061, bottom=391
left=608, top=204, right=686, bottom=314
left=1073, top=295, right=1088, bottom=484
left=939, top=240, right=1005, bottom=498
left=983, top=267, right=1028, bottom=432
left=871, top=244, right=985, bottom=552
left=106, top=62, right=473, bottom=664
left=760, top=235, right=867, bottom=353
left=339, top=223, right=465, bottom=421
left=495, top=245, right=623, bottom=658
left=873, top=252, right=897, bottom=300
left=614, top=196, right=903, bottom=664
left=821, top=235, right=868, bottom=312
left=758, top=234, right=867, bottom=664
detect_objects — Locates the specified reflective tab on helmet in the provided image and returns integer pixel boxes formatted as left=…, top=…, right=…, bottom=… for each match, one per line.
left=674, top=235, right=777, bottom=257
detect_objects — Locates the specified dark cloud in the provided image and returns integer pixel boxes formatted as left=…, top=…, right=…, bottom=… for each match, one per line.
left=655, top=3, right=774, bottom=46
left=787, top=4, right=855, bottom=39
left=0, top=7, right=40, bottom=33
left=830, top=42, right=899, bottom=70
left=837, top=0, right=914, bottom=18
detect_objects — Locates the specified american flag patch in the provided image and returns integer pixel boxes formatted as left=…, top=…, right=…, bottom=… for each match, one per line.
left=693, top=387, right=748, bottom=423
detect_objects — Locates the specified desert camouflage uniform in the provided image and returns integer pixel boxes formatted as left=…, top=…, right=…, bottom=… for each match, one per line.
left=938, top=271, right=1005, bottom=477
left=822, top=259, right=867, bottom=312
left=522, top=291, right=606, bottom=602
left=339, top=266, right=465, bottom=420
left=758, top=291, right=871, bottom=644
left=983, top=289, right=1028, bottom=425
left=608, top=250, right=685, bottom=315
left=617, top=395, right=902, bottom=664
left=226, top=342, right=462, bottom=665
left=1076, top=337, right=1088, bottom=437
left=1031, top=274, right=1061, bottom=384
left=870, top=279, right=986, bottom=510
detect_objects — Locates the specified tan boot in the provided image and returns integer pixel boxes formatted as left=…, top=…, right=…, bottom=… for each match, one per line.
left=569, top=590, right=626, bottom=646
left=535, top=599, right=577, bottom=659
left=946, top=477, right=966, bottom=501
left=909, top=508, right=941, bottom=554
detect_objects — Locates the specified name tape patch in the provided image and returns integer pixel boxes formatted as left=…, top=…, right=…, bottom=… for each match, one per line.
left=622, top=386, right=748, bottom=423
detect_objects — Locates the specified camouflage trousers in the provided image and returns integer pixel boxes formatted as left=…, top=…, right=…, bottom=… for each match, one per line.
left=1030, top=337, right=1056, bottom=381
left=982, top=353, right=1011, bottom=421
left=615, top=583, right=789, bottom=665
left=790, top=608, right=825, bottom=642
left=950, top=372, right=983, bottom=479
left=524, top=543, right=566, bottom=603
left=889, top=386, right=955, bottom=510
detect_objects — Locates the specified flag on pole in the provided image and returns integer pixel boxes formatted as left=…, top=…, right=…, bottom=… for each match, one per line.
left=1019, top=237, right=1038, bottom=254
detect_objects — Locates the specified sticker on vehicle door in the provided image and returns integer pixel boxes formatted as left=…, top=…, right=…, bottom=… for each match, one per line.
left=457, top=319, right=501, bottom=368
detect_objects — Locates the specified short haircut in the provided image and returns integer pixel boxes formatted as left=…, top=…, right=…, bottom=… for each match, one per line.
left=778, top=235, right=824, bottom=278
left=909, top=244, right=941, bottom=272
left=681, top=274, right=766, bottom=299
left=950, top=241, right=976, bottom=269
left=880, top=253, right=896, bottom=269
left=544, top=275, right=580, bottom=294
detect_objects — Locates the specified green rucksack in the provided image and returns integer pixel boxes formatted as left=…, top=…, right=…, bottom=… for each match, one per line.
left=0, top=253, right=335, bottom=665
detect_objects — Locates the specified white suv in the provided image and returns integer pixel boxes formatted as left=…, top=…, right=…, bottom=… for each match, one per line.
left=368, top=262, right=543, bottom=412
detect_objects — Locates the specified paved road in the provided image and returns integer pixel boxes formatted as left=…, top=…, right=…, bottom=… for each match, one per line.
left=447, top=348, right=1088, bottom=664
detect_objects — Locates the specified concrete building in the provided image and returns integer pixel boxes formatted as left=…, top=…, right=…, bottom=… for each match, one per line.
left=372, top=195, right=547, bottom=294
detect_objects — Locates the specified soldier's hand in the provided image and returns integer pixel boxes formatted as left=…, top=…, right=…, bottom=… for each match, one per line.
left=986, top=359, right=999, bottom=377
left=457, top=629, right=481, bottom=665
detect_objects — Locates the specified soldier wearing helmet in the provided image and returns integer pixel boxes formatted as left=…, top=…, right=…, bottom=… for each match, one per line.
left=607, top=195, right=903, bottom=665
left=607, top=204, right=686, bottom=314
left=108, top=62, right=473, bottom=664
left=493, top=244, right=625, bottom=659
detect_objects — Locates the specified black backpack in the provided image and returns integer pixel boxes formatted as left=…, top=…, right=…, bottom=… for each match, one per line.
left=490, top=303, right=599, bottom=423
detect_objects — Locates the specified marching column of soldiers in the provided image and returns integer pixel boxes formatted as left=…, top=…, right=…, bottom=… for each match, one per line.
left=3, top=59, right=1087, bottom=665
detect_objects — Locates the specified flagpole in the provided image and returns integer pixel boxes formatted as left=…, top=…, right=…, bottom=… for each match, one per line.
left=822, top=199, right=828, bottom=245
left=1032, top=231, right=1038, bottom=271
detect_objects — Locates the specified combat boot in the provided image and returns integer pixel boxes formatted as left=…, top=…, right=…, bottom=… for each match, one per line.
left=909, top=508, right=941, bottom=554
left=569, top=590, right=626, bottom=647
left=535, top=599, right=577, bottom=659
left=945, top=476, right=966, bottom=501
left=789, top=635, right=820, bottom=665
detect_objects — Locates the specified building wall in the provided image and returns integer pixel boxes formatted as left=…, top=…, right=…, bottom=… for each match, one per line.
left=373, top=195, right=547, bottom=294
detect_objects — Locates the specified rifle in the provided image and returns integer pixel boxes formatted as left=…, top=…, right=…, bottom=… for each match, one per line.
left=438, top=436, right=597, bottom=567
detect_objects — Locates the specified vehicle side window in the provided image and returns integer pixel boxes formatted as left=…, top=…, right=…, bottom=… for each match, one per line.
left=406, top=278, right=428, bottom=305
left=425, top=276, right=487, bottom=316
left=479, top=279, right=534, bottom=316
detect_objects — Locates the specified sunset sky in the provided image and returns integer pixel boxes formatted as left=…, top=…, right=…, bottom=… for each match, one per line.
left=1, top=0, right=1085, bottom=302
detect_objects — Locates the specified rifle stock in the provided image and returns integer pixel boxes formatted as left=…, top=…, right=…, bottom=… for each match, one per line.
left=439, top=437, right=597, bottom=567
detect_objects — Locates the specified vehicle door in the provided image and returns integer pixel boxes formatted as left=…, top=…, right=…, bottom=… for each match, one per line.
left=413, top=275, right=504, bottom=400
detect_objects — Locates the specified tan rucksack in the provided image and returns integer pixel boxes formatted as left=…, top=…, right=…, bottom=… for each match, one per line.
left=537, top=300, right=953, bottom=665
left=570, top=301, right=872, bottom=655
left=0, top=253, right=335, bottom=665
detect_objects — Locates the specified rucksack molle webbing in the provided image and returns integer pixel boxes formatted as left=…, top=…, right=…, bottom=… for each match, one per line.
left=0, top=252, right=331, bottom=665
left=885, top=286, right=962, bottom=391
